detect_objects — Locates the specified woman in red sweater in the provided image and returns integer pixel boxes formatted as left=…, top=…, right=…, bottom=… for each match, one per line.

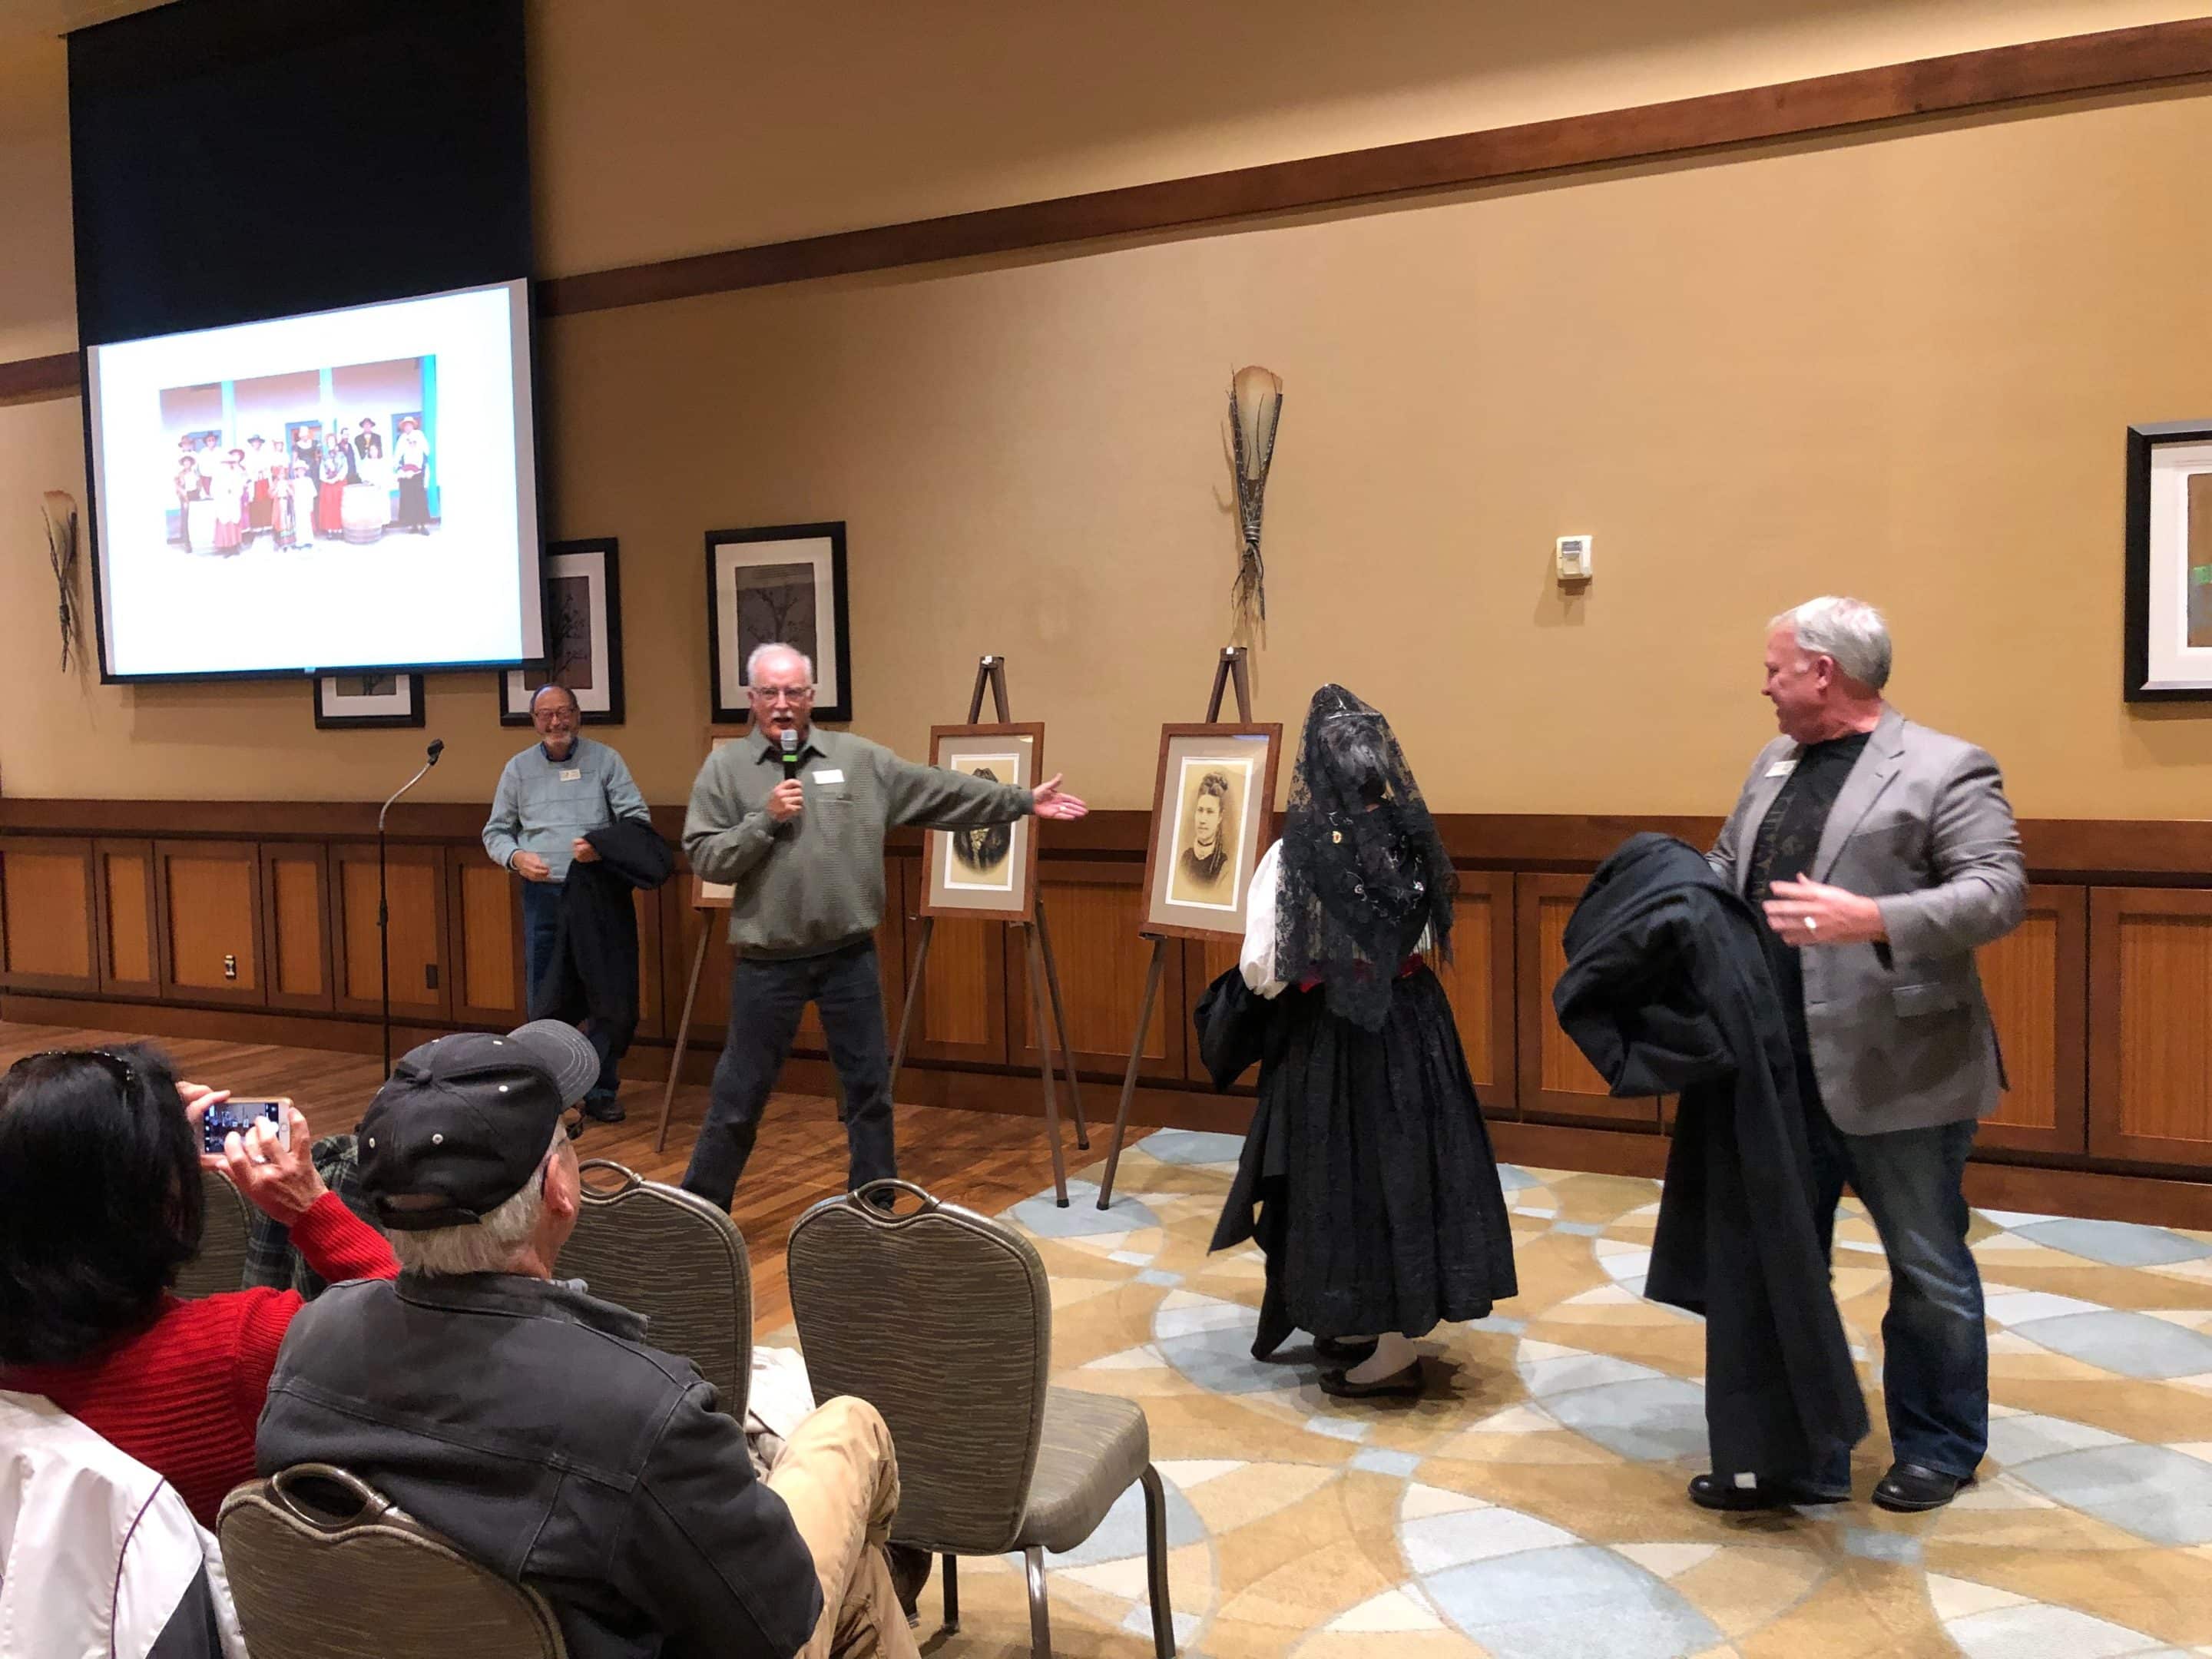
left=0, top=1045, right=399, bottom=1526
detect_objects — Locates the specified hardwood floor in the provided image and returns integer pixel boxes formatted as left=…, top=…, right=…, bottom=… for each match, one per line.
left=0, top=1019, right=1075, bottom=1333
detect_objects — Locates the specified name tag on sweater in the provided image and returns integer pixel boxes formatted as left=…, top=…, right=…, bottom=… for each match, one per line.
left=1765, top=759, right=1798, bottom=779
left=560, top=768, right=582, bottom=782
left=812, top=768, right=844, bottom=784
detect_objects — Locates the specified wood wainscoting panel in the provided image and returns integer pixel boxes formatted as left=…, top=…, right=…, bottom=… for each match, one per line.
left=2090, top=886, right=2212, bottom=1169
left=633, top=886, right=667, bottom=1041
left=1515, top=872, right=1660, bottom=1130
left=330, top=843, right=450, bottom=1019
left=94, top=839, right=158, bottom=995
left=1434, top=873, right=1518, bottom=1118
left=900, top=859, right=1005, bottom=1065
left=1977, top=884, right=2087, bottom=1156
left=1015, top=860, right=1184, bottom=1081
left=0, top=837, right=98, bottom=992
left=155, top=840, right=265, bottom=1006
left=451, top=861, right=527, bottom=1026
left=260, top=845, right=333, bottom=1012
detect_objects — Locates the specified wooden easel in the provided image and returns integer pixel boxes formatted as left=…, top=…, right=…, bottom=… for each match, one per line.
left=1094, top=645, right=1253, bottom=1210
left=886, top=655, right=1089, bottom=1207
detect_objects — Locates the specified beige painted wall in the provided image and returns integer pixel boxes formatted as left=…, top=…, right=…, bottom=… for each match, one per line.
left=10, top=83, right=2212, bottom=816
left=4, top=0, right=2207, bottom=350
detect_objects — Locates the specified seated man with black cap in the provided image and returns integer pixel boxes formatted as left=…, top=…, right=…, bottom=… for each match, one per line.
left=257, top=1019, right=920, bottom=1659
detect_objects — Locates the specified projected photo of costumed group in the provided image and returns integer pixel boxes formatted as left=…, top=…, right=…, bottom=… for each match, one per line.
left=160, top=355, right=438, bottom=557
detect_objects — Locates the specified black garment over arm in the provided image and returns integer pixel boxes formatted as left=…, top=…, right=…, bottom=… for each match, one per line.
left=1553, top=833, right=1867, bottom=1480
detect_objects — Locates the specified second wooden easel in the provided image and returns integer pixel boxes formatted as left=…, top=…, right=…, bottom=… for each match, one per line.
left=886, top=654, right=1090, bottom=1207
left=1094, top=645, right=1253, bottom=1210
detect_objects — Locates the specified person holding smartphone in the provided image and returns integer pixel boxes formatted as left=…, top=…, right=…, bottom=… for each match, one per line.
left=0, top=1045, right=399, bottom=1527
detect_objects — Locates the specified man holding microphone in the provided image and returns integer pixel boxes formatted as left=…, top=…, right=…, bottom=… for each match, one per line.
left=680, top=642, right=1088, bottom=1208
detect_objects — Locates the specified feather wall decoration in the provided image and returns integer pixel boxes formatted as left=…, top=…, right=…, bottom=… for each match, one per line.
left=1227, top=366, right=1283, bottom=652
left=41, top=491, right=82, bottom=672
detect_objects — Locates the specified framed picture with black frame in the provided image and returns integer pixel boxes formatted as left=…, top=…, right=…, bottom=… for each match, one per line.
left=705, top=522, right=851, bottom=724
left=2124, top=421, right=2212, bottom=700
left=313, top=672, right=425, bottom=729
left=501, top=538, right=626, bottom=725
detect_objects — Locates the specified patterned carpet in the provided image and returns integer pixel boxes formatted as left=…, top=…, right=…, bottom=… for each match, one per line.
left=913, top=1129, right=2212, bottom=1659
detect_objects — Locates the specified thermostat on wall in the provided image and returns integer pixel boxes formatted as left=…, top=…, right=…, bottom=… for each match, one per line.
left=1555, top=535, right=1594, bottom=581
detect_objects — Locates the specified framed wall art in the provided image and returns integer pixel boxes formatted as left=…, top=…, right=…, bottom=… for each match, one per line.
left=313, top=671, right=424, bottom=729
left=502, top=538, right=626, bottom=724
left=920, top=724, right=1041, bottom=922
left=2125, top=422, right=2212, bottom=700
left=1138, top=722, right=1283, bottom=939
left=705, top=521, right=851, bottom=724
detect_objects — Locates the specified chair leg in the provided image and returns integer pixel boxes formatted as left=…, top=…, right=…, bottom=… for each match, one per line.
left=942, top=1553, right=959, bottom=1634
left=1141, top=1464, right=1177, bottom=1658
left=1025, top=1546, right=1052, bottom=1659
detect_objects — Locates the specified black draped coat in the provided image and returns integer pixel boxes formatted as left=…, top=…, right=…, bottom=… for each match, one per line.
left=1553, top=833, right=1866, bottom=1479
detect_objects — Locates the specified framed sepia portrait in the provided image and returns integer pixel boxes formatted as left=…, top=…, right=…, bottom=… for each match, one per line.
left=313, top=671, right=424, bottom=729
left=705, top=522, right=852, bottom=724
left=2125, top=422, right=2212, bottom=700
left=1139, top=723, right=1283, bottom=940
left=502, top=538, right=625, bottom=725
left=921, top=724, right=1041, bottom=922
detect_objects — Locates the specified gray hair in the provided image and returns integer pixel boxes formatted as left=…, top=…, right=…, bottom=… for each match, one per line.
left=1772, top=595, right=1892, bottom=691
left=745, top=641, right=814, bottom=685
left=386, top=1131, right=561, bottom=1277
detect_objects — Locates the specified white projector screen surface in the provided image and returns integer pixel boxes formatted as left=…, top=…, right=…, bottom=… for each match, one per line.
left=87, top=280, right=541, bottom=679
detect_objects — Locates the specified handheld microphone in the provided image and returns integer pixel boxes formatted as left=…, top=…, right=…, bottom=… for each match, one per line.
left=426, top=738, right=445, bottom=766
left=780, top=727, right=800, bottom=781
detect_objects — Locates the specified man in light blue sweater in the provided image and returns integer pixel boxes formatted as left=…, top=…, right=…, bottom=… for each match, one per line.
left=482, top=684, right=650, bottom=1119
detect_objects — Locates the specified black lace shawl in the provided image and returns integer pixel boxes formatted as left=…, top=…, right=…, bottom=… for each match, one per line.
left=1274, top=684, right=1455, bottom=1031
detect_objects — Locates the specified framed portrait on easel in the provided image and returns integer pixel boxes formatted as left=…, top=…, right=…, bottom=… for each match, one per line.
left=1137, top=722, right=1283, bottom=939
left=920, top=724, right=1041, bottom=922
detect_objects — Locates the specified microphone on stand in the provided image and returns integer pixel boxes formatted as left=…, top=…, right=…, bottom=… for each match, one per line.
left=780, top=727, right=800, bottom=780
left=379, top=737, right=445, bottom=1075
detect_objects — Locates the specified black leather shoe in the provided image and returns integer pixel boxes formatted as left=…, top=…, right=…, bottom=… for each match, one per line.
left=1687, top=1472, right=1849, bottom=1512
left=581, top=1098, right=625, bottom=1124
left=884, top=1543, right=931, bottom=1626
left=1313, top=1336, right=1379, bottom=1367
left=1872, top=1462, right=1973, bottom=1513
left=1319, top=1361, right=1423, bottom=1399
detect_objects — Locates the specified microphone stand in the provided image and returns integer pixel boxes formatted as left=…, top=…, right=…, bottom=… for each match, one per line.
left=379, top=740, right=444, bottom=1073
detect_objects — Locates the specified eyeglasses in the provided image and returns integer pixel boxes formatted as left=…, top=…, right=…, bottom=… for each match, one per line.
left=750, top=685, right=813, bottom=706
left=560, top=1104, right=584, bottom=1141
left=4, top=1047, right=139, bottom=1093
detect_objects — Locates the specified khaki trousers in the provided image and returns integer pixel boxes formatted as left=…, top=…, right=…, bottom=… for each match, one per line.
left=765, top=1396, right=920, bottom=1659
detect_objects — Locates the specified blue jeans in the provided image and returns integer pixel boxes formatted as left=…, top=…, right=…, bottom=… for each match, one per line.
left=1807, top=1111, right=1987, bottom=1485
left=520, top=879, right=620, bottom=1104
left=681, top=939, right=895, bottom=1210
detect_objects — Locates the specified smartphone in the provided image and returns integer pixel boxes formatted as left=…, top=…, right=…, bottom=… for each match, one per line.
left=201, top=1099, right=290, bottom=1157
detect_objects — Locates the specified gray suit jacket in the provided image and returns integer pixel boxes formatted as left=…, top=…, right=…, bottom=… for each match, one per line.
left=1708, top=705, right=2026, bottom=1134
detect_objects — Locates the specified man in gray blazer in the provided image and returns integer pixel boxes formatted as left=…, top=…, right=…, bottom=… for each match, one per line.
left=1704, top=595, right=2025, bottom=1515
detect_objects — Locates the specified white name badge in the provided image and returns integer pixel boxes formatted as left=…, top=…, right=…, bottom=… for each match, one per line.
left=1765, top=759, right=1798, bottom=780
left=812, top=768, right=845, bottom=784
left=559, top=768, right=582, bottom=782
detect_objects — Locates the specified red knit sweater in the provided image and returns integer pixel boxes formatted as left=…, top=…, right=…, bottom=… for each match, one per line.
left=2, top=1191, right=399, bottom=1527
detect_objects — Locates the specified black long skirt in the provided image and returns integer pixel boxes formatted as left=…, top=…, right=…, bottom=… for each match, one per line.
left=1210, top=965, right=1518, bottom=1347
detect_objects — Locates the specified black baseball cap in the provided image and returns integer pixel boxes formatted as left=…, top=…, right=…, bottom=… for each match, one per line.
left=356, top=1021, right=598, bottom=1231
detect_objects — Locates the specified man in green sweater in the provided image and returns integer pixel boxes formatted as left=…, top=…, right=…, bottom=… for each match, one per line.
left=680, top=642, right=1088, bottom=1207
